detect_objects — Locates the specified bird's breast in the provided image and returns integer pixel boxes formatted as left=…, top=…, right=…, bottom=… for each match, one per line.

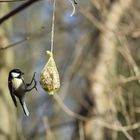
left=12, top=78, right=23, bottom=89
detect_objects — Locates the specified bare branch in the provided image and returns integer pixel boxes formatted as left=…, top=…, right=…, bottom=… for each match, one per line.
left=79, top=121, right=85, bottom=140
left=0, top=26, right=49, bottom=51
left=53, top=94, right=89, bottom=121
left=0, top=0, right=27, bottom=2
left=0, top=0, right=40, bottom=25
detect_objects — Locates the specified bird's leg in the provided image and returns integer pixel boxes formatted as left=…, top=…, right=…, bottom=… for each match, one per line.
left=23, top=72, right=38, bottom=93
left=26, top=78, right=38, bottom=92
left=26, top=72, right=36, bottom=87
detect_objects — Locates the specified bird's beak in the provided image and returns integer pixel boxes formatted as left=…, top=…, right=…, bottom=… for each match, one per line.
left=21, top=72, right=24, bottom=75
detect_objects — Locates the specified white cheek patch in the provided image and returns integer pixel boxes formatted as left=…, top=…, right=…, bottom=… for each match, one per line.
left=12, top=72, right=20, bottom=78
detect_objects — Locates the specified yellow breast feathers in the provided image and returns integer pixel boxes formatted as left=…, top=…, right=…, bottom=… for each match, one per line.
left=12, top=78, right=23, bottom=89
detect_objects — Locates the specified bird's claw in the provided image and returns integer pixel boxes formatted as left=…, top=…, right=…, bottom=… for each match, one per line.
left=32, top=73, right=38, bottom=94
left=34, top=79, right=38, bottom=93
left=26, top=72, right=38, bottom=93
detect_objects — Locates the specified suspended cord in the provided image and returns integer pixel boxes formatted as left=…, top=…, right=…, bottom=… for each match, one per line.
left=50, top=0, right=77, bottom=52
left=50, top=0, right=56, bottom=53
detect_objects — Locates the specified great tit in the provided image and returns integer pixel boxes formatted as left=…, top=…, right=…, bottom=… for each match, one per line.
left=8, top=69, right=37, bottom=116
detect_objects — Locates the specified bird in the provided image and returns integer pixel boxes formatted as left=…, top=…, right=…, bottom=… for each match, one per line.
left=8, top=69, right=37, bottom=116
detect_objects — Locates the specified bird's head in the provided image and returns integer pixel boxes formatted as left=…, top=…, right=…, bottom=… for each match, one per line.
left=9, top=69, right=24, bottom=79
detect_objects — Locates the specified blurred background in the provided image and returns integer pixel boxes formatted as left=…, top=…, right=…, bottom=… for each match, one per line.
left=0, top=0, right=140, bottom=140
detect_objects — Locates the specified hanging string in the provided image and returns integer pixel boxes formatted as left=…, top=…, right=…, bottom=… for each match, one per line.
left=50, top=0, right=56, bottom=53
left=40, top=0, right=60, bottom=95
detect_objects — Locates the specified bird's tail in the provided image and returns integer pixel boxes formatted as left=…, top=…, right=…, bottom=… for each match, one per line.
left=19, top=99, right=29, bottom=116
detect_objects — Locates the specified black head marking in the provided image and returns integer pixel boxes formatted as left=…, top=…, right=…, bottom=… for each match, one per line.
left=9, top=69, right=24, bottom=79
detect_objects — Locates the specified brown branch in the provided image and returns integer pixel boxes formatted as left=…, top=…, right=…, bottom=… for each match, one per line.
left=0, top=0, right=26, bottom=2
left=117, top=36, right=140, bottom=83
left=100, top=121, right=140, bottom=131
left=0, top=38, right=28, bottom=50
left=79, top=121, right=85, bottom=140
left=43, top=117, right=56, bottom=140
left=0, top=0, right=40, bottom=25
left=118, top=75, right=140, bottom=84
left=45, top=118, right=140, bottom=132
left=53, top=94, right=89, bottom=121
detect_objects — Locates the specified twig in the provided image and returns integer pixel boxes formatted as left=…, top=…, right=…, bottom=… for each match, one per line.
left=100, top=120, right=140, bottom=131
left=43, top=117, right=56, bottom=140
left=119, top=75, right=140, bottom=84
left=79, top=121, right=85, bottom=140
left=0, top=0, right=40, bottom=25
left=135, top=107, right=140, bottom=113
left=0, top=26, right=49, bottom=51
left=0, top=38, right=27, bottom=50
left=117, top=121, right=134, bottom=140
left=0, top=0, right=27, bottom=2
left=53, top=94, right=89, bottom=121
left=118, top=36, right=140, bottom=83
left=79, top=8, right=105, bottom=32
left=44, top=117, right=140, bottom=133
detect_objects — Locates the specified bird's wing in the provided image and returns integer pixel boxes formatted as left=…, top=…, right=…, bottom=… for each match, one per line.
left=8, top=80, right=17, bottom=107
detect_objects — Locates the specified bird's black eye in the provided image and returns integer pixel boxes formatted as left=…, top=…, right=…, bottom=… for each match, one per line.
left=21, top=72, right=24, bottom=75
